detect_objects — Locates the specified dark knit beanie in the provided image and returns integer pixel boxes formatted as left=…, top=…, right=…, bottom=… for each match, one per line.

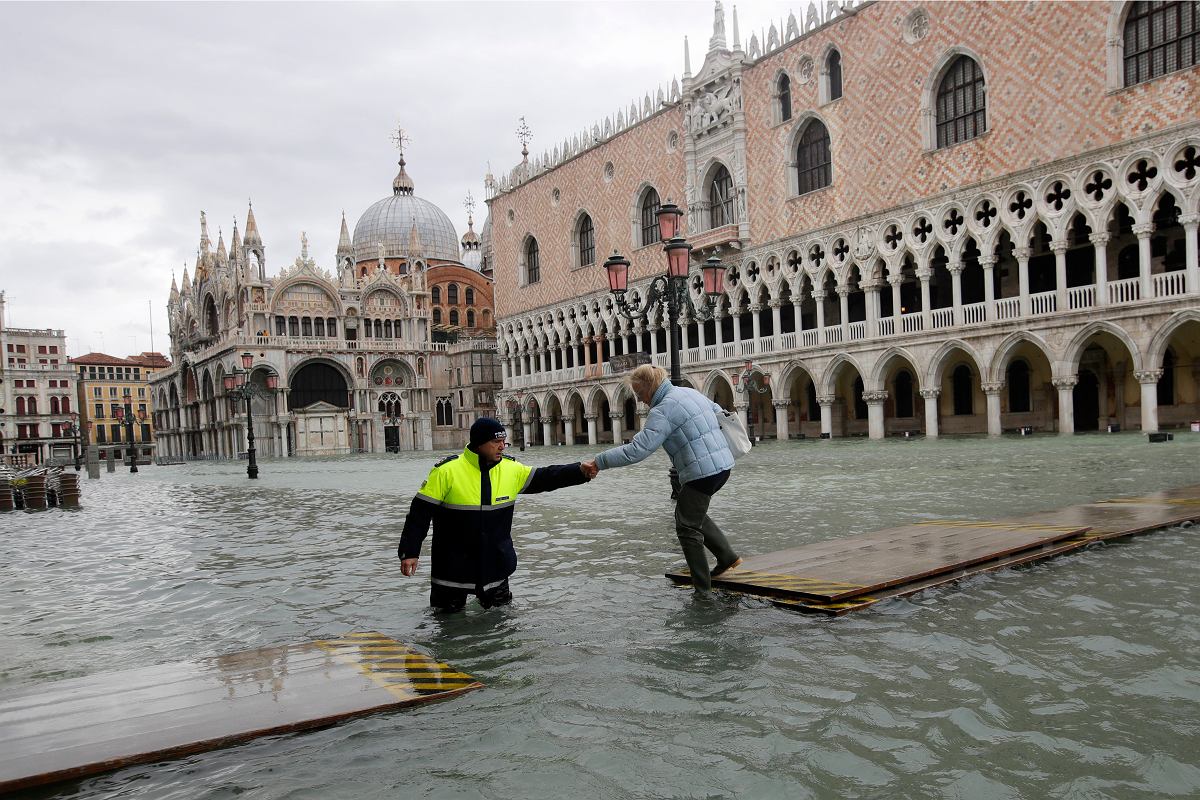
left=469, top=417, right=507, bottom=448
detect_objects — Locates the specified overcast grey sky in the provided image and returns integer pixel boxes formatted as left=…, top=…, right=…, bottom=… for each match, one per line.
left=0, top=0, right=803, bottom=357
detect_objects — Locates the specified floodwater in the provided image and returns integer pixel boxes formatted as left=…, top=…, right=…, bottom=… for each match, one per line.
left=3, top=433, right=1200, bottom=800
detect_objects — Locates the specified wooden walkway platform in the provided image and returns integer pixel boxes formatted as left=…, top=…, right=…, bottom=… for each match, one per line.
left=0, top=632, right=481, bottom=793
left=667, top=485, right=1200, bottom=615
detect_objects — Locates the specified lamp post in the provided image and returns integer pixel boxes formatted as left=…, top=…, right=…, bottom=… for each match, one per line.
left=62, top=412, right=82, bottom=471
left=732, top=361, right=770, bottom=442
left=603, top=202, right=725, bottom=386
left=223, top=351, right=279, bottom=480
left=114, top=389, right=145, bottom=473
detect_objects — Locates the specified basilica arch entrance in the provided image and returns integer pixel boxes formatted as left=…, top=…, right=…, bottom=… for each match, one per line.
left=290, top=361, right=352, bottom=455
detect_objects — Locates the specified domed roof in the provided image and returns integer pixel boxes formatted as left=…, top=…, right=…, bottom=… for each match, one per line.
left=462, top=248, right=482, bottom=271
left=352, top=157, right=461, bottom=263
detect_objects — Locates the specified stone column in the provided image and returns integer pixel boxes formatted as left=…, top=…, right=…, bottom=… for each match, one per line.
left=890, top=274, right=902, bottom=320
left=948, top=260, right=963, bottom=325
left=585, top=414, right=598, bottom=445
left=542, top=418, right=554, bottom=446
left=1015, top=247, right=1031, bottom=316
left=563, top=413, right=576, bottom=445
left=735, top=402, right=750, bottom=435
left=637, top=409, right=649, bottom=432
left=817, top=393, right=836, bottom=438
left=696, top=318, right=706, bottom=349
left=981, top=382, right=1003, bottom=437
left=917, top=268, right=933, bottom=328
left=863, top=283, right=878, bottom=336
left=1134, top=223, right=1154, bottom=298
left=1090, top=233, right=1110, bottom=306
left=749, top=304, right=762, bottom=344
left=679, top=317, right=690, bottom=357
left=863, top=390, right=888, bottom=439
left=1135, top=370, right=1163, bottom=433
left=813, top=291, right=826, bottom=342
left=280, top=389, right=292, bottom=456
left=792, top=301, right=802, bottom=336
left=649, top=327, right=659, bottom=358
left=837, top=287, right=851, bottom=340
left=1052, top=241, right=1069, bottom=310
left=773, top=400, right=790, bottom=440
left=610, top=411, right=625, bottom=442
left=715, top=310, right=725, bottom=347
left=522, top=420, right=533, bottom=446
left=770, top=300, right=782, bottom=341
left=920, top=388, right=941, bottom=438
left=1052, top=376, right=1078, bottom=435
left=583, top=337, right=592, bottom=370
left=980, top=256, right=997, bottom=319
left=733, top=313, right=743, bottom=344
left=1181, top=215, right=1199, bottom=295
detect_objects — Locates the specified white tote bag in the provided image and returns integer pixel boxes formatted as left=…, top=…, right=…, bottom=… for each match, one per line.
left=718, top=409, right=753, bottom=459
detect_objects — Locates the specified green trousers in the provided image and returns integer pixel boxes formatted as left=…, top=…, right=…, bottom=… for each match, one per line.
left=674, top=482, right=738, bottom=591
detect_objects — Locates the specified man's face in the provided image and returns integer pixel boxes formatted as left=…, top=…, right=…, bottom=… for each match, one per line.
left=476, top=435, right=508, bottom=464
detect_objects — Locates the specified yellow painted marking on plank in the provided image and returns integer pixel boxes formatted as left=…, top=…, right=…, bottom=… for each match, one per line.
left=315, top=632, right=479, bottom=700
left=722, top=570, right=865, bottom=591
left=916, top=520, right=1082, bottom=532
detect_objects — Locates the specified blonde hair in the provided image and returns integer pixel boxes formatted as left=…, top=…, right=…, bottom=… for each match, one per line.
left=628, top=364, right=668, bottom=398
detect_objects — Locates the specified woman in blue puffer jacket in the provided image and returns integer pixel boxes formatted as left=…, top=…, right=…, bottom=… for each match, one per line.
left=585, top=364, right=741, bottom=591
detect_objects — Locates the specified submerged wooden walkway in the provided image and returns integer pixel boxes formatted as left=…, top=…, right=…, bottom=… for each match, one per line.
left=667, top=485, right=1200, bottom=615
left=0, top=632, right=481, bottom=793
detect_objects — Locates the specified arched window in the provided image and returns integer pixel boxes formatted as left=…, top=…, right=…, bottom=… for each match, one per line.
left=314, top=317, right=325, bottom=337
left=447, top=284, right=459, bottom=305
left=825, top=50, right=843, bottom=102
left=61, top=396, right=71, bottom=414
left=936, top=55, right=987, bottom=148
left=1124, top=1, right=1198, bottom=86
left=577, top=214, right=595, bottom=267
left=301, top=317, right=313, bottom=337
left=50, top=396, right=60, bottom=414
left=952, top=365, right=974, bottom=415
left=777, top=73, right=792, bottom=121
left=450, top=309, right=460, bottom=326
left=1158, top=348, right=1176, bottom=406
left=525, top=238, right=540, bottom=284
left=894, top=371, right=914, bottom=417
left=436, top=397, right=453, bottom=426
left=433, top=308, right=442, bottom=324
left=465, top=287, right=475, bottom=306
left=384, top=320, right=393, bottom=339
left=15, top=397, right=25, bottom=415
left=288, top=316, right=300, bottom=337
left=796, top=120, right=832, bottom=195
left=27, top=397, right=37, bottom=415
left=431, top=286, right=441, bottom=304
left=640, top=187, right=661, bottom=247
left=374, top=319, right=383, bottom=338
left=1007, top=361, right=1031, bottom=413
left=709, top=165, right=735, bottom=229
left=328, top=318, right=337, bottom=338
left=467, top=309, right=476, bottom=327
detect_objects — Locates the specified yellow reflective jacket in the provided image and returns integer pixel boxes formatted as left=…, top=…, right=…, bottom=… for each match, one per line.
left=398, top=447, right=586, bottom=590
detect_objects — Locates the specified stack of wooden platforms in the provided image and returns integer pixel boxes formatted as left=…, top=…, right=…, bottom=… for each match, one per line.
left=0, top=632, right=481, bottom=793
left=668, top=485, right=1200, bottom=615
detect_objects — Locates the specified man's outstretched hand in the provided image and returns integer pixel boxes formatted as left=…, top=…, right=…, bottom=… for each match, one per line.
left=581, top=460, right=599, bottom=480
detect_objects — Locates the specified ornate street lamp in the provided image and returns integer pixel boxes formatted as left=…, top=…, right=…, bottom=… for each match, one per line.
left=62, top=412, right=82, bottom=471
left=732, top=361, right=770, bottom=441
left=114, top=389, right=146, bottom=473
left=223, top=351, right=279, bottom=480
left=603, top=201, right=726, bottom=386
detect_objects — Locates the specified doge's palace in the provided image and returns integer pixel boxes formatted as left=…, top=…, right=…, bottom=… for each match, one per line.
left=488, top=1, right=1200, bottom=445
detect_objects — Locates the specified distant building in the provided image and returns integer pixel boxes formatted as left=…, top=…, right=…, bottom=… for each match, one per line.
left=0, top=291, right=77, bottom=466
left=151, top=151, right=500, bottom=459
left=71, top=351, right=171, bottom=464
left=487, top=0, right=1199, bottom=442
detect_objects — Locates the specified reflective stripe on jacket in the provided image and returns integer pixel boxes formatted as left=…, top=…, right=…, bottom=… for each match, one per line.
left=398, top=447, right=586, bottom=589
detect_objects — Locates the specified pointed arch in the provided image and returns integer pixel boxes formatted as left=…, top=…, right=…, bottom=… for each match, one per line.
left=924, top=338, right=985, bottom=389
left=920, top=46, right=989, bottom=150
left=820, top=352, right=864, bottom=395
left=988, top=330, right=1054, bottom=383
left=869, top=346, right=922, bottom=392
left=1060, top=320, right=1143, bottom=375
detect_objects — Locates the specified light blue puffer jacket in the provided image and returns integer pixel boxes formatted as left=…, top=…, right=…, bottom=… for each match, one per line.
left=594, top=381, right=734, bottom=484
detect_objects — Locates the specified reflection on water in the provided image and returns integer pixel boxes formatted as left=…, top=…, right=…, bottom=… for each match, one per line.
left=3, top=434, right=1199, bottom=799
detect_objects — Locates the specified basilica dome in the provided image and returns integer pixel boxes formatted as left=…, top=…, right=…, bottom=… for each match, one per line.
left=352, top=156, right=461, bottom=264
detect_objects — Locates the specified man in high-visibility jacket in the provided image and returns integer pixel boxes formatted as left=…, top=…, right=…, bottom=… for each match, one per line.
left=398, top=417, right=596, bottom=611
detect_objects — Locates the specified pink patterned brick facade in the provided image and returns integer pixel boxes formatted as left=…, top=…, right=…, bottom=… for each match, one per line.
left=490, top=0, right=1199, bottom=318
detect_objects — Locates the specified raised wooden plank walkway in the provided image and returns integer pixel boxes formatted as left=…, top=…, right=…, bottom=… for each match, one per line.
left=667, top=484, right=1200, bottom=615
left=0, top=632, right=481, bottom=793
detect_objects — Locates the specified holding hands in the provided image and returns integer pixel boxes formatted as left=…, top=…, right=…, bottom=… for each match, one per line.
left=580, top=460, right=599, bottom=480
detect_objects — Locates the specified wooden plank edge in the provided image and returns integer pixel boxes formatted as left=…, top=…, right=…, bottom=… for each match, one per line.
left=0, top=681, right=482, bottom=794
